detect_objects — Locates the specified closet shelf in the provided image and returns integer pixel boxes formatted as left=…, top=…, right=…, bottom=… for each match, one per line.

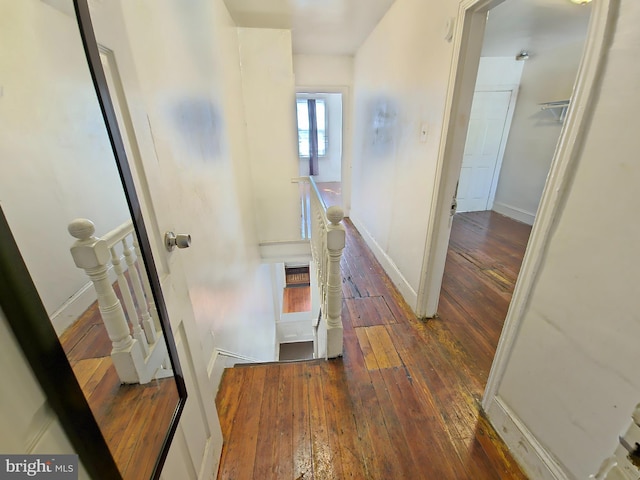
left=540, top=100, right=570, bottom=122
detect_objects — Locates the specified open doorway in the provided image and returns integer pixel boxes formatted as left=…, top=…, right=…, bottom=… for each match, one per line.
left=296, top=92, right=344, bottom=208
left=416, top=0, right=615, bottom=407
left=457, top=0, right=591, bottom=222
left=441, top=0, right=592, bottom=378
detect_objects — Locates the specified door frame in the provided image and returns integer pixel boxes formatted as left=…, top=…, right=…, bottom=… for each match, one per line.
left=458, top=85, right=519, bottom=213
left=414, top=0, right=619, bottom=409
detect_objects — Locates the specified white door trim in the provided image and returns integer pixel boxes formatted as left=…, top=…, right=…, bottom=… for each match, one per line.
left=483, top=0, right=618, bottom=410
left=413, top=0, right=619, bottom=406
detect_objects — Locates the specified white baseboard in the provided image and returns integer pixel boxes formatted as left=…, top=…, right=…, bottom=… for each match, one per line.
left=492, top=201, right=536, bottom=225
left=50, top=282, right=97, bottom=335
left=207, top=348, right=262, bottom=394
left=50, top=266, right=120, bottom=335
left=349, top=215, right=418, bottom=309
left=486, top=395, right=569, bottom=480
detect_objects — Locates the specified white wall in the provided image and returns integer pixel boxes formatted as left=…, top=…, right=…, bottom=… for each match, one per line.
left=492, top=2, right=640, bottom=477
left=0, top=307, right=90, bottom=479
left=119, top=3, right=280, bottom=363
left=350, top=0, right=458, bottom=307
left=238, top=27, right=301, bottom=244
left=293, top=54, right=353, bottom=87
left=0, top=1, right=130, bottom=317
left=475, top=57, right=525, bottom=88
left=493, top=41, right=586, bottom=223
left=297, top=92, right=343, bottom=182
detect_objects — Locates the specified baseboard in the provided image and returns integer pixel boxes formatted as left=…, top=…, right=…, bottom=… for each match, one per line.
left=208, top=348, right=262, bottom=394
left=492, top=201, right=536, bottom=225
left=50, top=282, right=97, bottom=335
left=50, top=265, right=120, bottom=335
left=349, top=215, right=418, bottom=309
left=486, top=395, right=569, bottom=480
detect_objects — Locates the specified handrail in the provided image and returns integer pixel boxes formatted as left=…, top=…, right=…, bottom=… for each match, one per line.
left=300, top=177, right=346, bottom=358
left=102, top=220, right=134, bottom=248
left=68, top=218, right=170, bottom=384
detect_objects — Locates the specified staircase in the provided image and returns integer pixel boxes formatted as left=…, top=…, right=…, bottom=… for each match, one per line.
left=214, top=217, right=529, bottom=480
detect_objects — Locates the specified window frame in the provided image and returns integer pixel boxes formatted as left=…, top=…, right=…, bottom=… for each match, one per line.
left=296, top=95, right=329, bottom=159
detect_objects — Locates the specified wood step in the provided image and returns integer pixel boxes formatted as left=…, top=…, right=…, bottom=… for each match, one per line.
left=231, top=358, right=325, bottom=369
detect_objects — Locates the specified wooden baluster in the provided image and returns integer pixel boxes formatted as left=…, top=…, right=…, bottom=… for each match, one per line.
left=325, top=206, right=345, bottom=358
left=110, top=244, right=149, bottom=356
left=68, top=219, right=145, bottom=384
left=122, top=236, right=157, bottom=345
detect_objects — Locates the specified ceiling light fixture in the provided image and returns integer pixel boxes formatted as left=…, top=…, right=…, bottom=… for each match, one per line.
left=570, top=0, right=592, bottom=5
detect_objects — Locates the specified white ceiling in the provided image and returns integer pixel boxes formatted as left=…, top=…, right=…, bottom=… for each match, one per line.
left=223, top=0, right=396, bottom=55
left=482, top=0, right=592, bottom=57
left=224, top=0, right=592, bottom=57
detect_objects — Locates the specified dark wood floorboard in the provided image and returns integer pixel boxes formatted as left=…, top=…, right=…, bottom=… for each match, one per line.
left=216, top=210, right=531, bottom=479
left=58, top=289, right=179, bottom=480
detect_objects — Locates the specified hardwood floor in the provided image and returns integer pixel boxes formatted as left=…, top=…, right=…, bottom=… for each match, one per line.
left=216, top=211, right=531, bottom=479
left=283, top=286, right=312, bottom=313
left=59, top=294, right=179, bottom=480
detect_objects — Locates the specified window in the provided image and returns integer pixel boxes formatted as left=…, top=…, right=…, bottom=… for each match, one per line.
left=296, top=98, right=326, bottom=157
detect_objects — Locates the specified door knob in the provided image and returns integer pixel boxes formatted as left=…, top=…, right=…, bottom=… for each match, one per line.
left=165, top=231, right=191, bottom=251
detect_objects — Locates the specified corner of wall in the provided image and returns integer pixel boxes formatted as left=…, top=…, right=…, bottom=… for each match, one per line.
left=492, top=201, right=536, bottom=225
left=349, top=214, right=418, bottom=312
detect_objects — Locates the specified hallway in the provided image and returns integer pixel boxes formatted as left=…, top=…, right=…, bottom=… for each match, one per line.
left=215, top=212, right=530, bottom=479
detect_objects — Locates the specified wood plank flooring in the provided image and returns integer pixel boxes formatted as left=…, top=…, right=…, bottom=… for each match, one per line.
left=216, top=211, right=531, bottom=479
left=59, top=292, right=179, bottom=480
left=283, top=286, right=312, bottom=313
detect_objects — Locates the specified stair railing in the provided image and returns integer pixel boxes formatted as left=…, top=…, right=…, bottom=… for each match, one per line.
left=306, top=177, right=346, bottom=358
left=68, top=218, right=171, bottom=384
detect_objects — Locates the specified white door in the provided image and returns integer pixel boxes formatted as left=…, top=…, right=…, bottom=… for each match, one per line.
left=0, top=1, right=221, bottom=478
left=88, top=3, right=223, bottom=479
left=457, top=90, right=514, bottom=212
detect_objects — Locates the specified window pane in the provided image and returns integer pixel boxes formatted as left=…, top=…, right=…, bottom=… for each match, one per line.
left=316, top=101, right=325, bottom=128
left=299, top=130, right=309, bottom=157
left=296, top=100, right=309, bottom=130
left=297, top=100, right=309, bottom=156
left=296, top=98, right=327, bottom=157
left=316, top=100, right=326, bottom=156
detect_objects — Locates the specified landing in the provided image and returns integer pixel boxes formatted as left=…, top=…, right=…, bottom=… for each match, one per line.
left=216, top=214, right=530, bottom=479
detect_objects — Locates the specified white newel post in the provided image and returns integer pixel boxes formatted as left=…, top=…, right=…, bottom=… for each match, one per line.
left=68, top=219, right=146, bottom=384
left=325, top=206, right=345, bottom=358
